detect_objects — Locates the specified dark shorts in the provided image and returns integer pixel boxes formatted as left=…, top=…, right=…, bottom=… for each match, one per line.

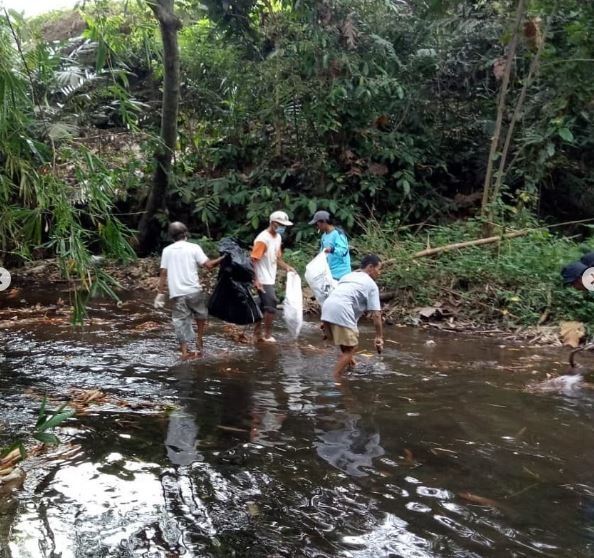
left=258, top=284, right=277, bottom=314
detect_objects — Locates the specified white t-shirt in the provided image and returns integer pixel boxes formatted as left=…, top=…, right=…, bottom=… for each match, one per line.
left=251, top=230, right=282, bottom=285
left=160, top=240, right=209, bottom=298
left=321, top=271, right=381, bottom=331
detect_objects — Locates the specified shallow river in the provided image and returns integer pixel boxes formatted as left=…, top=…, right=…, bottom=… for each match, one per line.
left=2, top=296, right=594, bottom=557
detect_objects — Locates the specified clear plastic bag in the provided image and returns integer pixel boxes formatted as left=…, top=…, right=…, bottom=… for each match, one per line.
left=305, top=252, right=334, bottom=305
left=283, top=271, right=303, bottom=339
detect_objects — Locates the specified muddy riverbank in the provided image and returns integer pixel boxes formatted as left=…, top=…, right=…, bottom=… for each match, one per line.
left=2, top=257, right=575, bottom=345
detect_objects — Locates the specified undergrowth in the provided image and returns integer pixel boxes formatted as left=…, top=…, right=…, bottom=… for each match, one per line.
left=350, top=219, right=594, bottom=328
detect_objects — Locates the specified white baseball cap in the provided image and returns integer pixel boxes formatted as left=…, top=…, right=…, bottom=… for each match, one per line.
left=269, top=210, right=293, bottom=226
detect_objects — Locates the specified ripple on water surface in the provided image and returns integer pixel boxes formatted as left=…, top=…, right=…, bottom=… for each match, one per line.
left=3, top=315, right=594, bottom=556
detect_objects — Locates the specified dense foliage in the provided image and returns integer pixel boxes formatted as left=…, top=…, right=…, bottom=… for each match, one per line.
left=1, top=0, right=593, bottom=324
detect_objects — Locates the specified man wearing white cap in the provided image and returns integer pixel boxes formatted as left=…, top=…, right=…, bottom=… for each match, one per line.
left=251, top=210, right=296, bottom=342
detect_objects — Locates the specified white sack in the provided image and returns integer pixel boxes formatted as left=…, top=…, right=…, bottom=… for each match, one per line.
left=283, top=270, right=303, bottom=339
left=304, top=252, right=335, bottom=305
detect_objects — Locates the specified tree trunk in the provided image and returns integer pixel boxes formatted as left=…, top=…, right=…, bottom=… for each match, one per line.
left=138, top=0, right=182, bottom=255
left=490, top=10, right=554, bottom=214
left=480, top=0, right=527, bottom=219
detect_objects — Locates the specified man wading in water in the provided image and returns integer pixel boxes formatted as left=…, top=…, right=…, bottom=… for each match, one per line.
left=251, top=210, right=296, bottom=343
left=154, top=222, right=224, bottom=360
left=321, top=254, right=384, bottom=381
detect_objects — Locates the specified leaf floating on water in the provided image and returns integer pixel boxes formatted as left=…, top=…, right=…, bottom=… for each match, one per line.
left=0, top=448, right=23, bottom=469
left=133, top=321, right=162, bottom=332
left=216, top=425, right=250, bottom=433
left=0, top=467, right=26, bottom=495
left=522, top=466, right=541, bottom=480
left=72, top=389, right=106, bottom=405
left=431, top=447, right=457, bottom=455
left=560, top=321, right=585, bottom=348
left=514, top=426, right=527, bottom=438
left=246, top=501, right=260, bottom=517
left=222, top=324, right=250, bottom=344
left=403, top=448, right=415, bottom=466
left=457, top=491, right=499, bottom=508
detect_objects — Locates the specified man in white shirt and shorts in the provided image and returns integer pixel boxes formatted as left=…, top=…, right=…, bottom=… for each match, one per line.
left=251, top=210, right=296, bottom=343
left=154, top=222, right=224, bottom=360
left=321, top=254, right=384, bottom=380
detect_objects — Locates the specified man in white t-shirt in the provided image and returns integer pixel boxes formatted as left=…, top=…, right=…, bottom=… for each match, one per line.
left=250, top=210, right=296, bottom=343
left=321, top=254, right=384, bottom=380
left=154, top=222, right=224, bottom=360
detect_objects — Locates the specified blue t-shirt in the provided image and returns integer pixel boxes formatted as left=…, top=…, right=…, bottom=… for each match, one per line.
left=320, top=228, right=351, bottom=280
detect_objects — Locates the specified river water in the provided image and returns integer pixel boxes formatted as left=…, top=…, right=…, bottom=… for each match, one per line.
left=2, top=296, right=594, bottom=557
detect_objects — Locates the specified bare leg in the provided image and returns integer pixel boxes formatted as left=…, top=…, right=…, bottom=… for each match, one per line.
left=333, top=345, right=357, bottom=382
left=263, top=311, right=274, bottom=339
left=254, top=312, right=275, bottom=341
left=180, top=342, right=193, bottom=361
left=195, top=319, right=206, bottom=356
left=253, top=321, right=262, bottom=342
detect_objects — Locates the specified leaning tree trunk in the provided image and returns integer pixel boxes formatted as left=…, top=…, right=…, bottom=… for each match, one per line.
left=138, top=0, right=181, bottom=255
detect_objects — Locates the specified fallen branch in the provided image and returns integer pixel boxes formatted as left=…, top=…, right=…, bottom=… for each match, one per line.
left=383, top=229, right=530, bottom=264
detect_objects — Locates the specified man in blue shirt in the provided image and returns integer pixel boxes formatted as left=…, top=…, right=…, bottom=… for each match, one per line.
left=309, top=210, right=351, bottom=280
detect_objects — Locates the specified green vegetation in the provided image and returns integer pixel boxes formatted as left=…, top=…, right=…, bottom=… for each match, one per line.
left=281, top=216, right=594, bottom=328
left=0, top=0, right=593, bottom=326
left=1, top=396, right=74, bottom=461
left=355, top=219, right=594, bottom=327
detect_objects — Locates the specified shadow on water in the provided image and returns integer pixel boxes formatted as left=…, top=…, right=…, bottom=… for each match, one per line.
left=2, top=297, right=594, bottom=556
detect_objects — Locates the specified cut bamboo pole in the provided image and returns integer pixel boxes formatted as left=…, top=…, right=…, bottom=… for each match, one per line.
left=412, top=230, right=529, bottom=258
left=382, top=229, right=530, bottom=265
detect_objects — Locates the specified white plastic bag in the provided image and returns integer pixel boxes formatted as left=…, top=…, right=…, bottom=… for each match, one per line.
left=283, top=271, right=303, bottom=339
left=305, top=252, right=334, bottom=305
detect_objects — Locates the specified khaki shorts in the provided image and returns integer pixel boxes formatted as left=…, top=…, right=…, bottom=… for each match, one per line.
left=324, top=322, right=359, bottom=348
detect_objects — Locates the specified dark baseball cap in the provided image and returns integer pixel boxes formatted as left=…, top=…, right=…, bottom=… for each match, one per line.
left=309, top=210, right=330, bottom=225
left=561, top=261, right=588, bottom=285
left=581, top=251, right=594, bottom=267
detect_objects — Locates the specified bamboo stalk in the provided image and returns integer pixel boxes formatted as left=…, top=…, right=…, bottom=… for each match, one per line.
left=382, top=230, right=530, bottom=265
left=412, top=230, right=529, bottom=258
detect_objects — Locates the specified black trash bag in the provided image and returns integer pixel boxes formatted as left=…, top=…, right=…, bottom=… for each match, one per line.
left=208, top=238, right=262, bottom=325
left=218, top=237, right=254, bottom=283
left=208, top=275, right=263, bottom=325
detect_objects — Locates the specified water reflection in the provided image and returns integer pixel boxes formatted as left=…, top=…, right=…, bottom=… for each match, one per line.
left=165, top=410, right=201, bottom=466
left=5, top=316, right=594, bottom=556
left=315, top=414, right=384, bottom=478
